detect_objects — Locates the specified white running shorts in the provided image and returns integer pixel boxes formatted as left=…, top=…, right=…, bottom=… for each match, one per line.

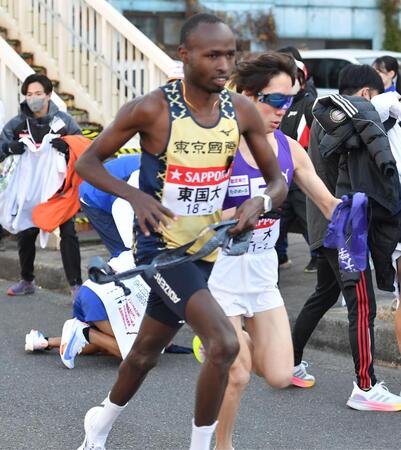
left=208, top=247, right=284, bottom=318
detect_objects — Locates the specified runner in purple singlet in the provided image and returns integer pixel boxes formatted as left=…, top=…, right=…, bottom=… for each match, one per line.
left=207, top=52, right=340, bottom=450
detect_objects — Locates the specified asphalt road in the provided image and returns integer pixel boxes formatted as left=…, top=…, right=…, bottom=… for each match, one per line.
left=1, top=278, right=401, bottom=450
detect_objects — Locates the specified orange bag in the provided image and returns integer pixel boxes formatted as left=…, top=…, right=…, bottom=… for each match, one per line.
left=32, top=135, right=92, bottom=232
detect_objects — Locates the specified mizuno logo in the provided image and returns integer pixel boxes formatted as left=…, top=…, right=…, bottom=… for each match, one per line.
left=220, top=128, right=234, bottom=136
left=287, top=111, right=298, bottom=117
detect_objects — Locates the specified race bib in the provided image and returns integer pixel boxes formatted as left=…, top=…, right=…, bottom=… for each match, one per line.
left=162, top=164, right=230, bottom=216
left=87, top=276, right=150, bottom=359
left=247, top=217, right=280, bottom=254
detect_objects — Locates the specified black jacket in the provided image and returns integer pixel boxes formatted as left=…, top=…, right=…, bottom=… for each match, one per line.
left=313, top=94, right=400, bottom=214
left=280, top=90, right=315, bottom=144
left=0, top=100, right=81, bottom=158
left=311, top=94, right=401, bottom=291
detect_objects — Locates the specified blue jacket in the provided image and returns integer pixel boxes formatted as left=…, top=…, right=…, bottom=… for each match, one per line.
left=79, top=155, right=141, bottom=213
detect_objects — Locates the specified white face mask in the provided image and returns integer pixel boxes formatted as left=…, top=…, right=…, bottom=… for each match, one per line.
left=290, top=79, right=301, bottom=95
left=26, top=96, right=46, bottom=113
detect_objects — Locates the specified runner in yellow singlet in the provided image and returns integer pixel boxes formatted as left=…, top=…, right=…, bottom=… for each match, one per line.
left=75, top=13, right=288, bottom=450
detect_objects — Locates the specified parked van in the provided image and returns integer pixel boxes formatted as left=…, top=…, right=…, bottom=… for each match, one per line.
left=301, top=49, right=401, bottom=95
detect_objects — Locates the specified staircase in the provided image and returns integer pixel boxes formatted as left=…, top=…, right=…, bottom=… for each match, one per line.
left=0, top=0, right=175, bottom=238
left=0, top=0, right=175, bottom=137
left=0, top=26, right=101, bottom=135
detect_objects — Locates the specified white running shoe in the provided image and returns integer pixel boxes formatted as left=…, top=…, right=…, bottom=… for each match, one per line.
left=77, top=406, right=108, bottom=450
left=292, top=361, right=316, bottom=388
left=25, top=330, right=48, bottom=352
left=347, top=381, right=401, bottom=411
left=59, top=318, right=88, bottom=369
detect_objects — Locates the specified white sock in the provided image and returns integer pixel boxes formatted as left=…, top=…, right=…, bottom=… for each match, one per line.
left=189, top=419, right=218, bottom=450
left=89, top=395, right=127, bottom=438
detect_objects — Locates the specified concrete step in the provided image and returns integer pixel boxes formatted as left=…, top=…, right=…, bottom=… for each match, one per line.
left=20, top=52, right=34, bottom=65
left=6, top=38, right=21, bottom=53
left=31, top=65, right=47, bottom=75
left=68, top=107, right=89, bottom=123
left=59, top=92, right=75, bottom=108
left=0, top=26, right=7, bottom=39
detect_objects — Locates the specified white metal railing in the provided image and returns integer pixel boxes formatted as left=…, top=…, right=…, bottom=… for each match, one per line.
left=0, top=35, right=66, bottom=124
left=0, top=0, right=174, bottom=127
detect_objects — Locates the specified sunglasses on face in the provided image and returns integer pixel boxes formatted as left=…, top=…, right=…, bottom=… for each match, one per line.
left=257, top=92, right=294, bottom=110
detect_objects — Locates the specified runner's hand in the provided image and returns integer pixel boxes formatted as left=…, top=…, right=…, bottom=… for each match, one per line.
left=128, top=189, right=177, bottom=236
left=229, top=197, right=264, bottom=235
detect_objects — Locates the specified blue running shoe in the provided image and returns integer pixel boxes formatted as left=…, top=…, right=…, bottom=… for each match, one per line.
left=60, top=318, right=89, bottom=369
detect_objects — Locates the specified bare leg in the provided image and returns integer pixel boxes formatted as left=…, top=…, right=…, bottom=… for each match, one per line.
left=48, top=337, right=61, bottom=348
left=215, top=316, right=252, bottom=450
left=245, top=305, right=293, bottom=387
left=90, top=320, right=121, bottom=358
left=47, top=320, right=120, bottom=357
left=109, top=314, right=179, bottom=406
left=185, top=289, right=240, bottom=426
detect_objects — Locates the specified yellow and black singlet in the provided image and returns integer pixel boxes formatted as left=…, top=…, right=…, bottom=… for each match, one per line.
left=136, top=79, right=240, bottom=263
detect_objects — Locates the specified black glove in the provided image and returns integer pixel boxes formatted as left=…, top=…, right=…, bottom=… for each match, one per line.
left=2, top=141, right=26, bottom=158
left=50, top=138, right=69, bottom=154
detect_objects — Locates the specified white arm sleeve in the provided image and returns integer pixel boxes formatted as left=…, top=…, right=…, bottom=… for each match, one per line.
left=111, top=170, right=139, bottom=249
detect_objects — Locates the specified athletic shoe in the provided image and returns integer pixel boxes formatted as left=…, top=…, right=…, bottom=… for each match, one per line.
left=59, top=318, right=88, bottom=369
left=164, top=343, right=193, bottom=354
left=77, top=406, right=108, bottom=450
left=7, top=279, right=35, bottom=296
left=25, top=329, right=48, bottom=352
left=192, top=335, right=206, bottom=363
left=292, top=361, right=316, bottom=388
left=304, top=256, right=318, bottom=273
left=347, top=381, right=401, bottom=411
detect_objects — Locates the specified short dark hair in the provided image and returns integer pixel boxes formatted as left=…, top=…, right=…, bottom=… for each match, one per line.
left=232, top=52, right=297, bottom=96
left=21, top=74, right=53, bottom=95
left=276, top=46, right=303, bottom=63
left=180, top=13, right=224, bottom=46
left=338, top=64, right=384, bottom=95
left=373, top=55, right=401, bottom=92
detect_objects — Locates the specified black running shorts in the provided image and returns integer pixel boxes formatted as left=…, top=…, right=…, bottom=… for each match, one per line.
left=142, top=259, right=213, bottom=328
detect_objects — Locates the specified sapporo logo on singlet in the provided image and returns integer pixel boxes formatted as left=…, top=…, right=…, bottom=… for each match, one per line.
left=162, top=164, right=231, bottom=216
left=248, top=217, right=280, bottom=254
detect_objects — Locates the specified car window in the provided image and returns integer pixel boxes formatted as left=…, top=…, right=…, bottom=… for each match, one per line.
left=304, top=58, right=350, bottom=90
left=356, top=57, right=376, bottom=65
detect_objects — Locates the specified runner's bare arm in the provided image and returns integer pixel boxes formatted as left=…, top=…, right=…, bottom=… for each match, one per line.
left=289, top=138, right=340, bottom=219
left=75, top=92, right=176, bottom=236
left=221, top=207, right=236, bottom=221
left=230, top=95, right=288, bottom=233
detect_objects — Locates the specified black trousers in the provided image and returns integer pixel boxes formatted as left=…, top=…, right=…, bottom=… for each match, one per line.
left=17, top=219, right=82, bottom=286
left=292, top=246, right=377, bottom=389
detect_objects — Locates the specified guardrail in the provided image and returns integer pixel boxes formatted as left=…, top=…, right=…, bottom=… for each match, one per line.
left=0, top=35, right=65, bottom=123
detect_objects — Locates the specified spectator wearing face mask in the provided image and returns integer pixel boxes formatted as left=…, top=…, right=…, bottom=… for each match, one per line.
left=0, top=73, right=83, bottom=298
